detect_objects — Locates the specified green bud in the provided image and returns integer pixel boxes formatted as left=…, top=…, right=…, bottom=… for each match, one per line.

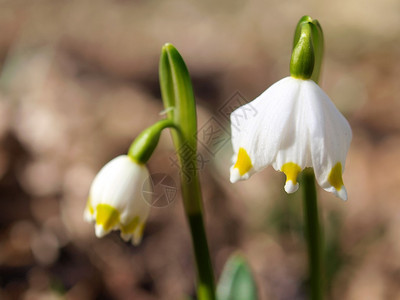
left=292, top=15, right=314, bottom=48
left=292, top=15, right=324, bottom=83
left=290, top=22, right=315, bottom=80
left=128, top=119, right=178, bottom=164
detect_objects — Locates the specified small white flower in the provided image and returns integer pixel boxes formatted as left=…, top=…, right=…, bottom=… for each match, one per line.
left=230, top=76, right=352, bottom=200
left=84, top=155, right=151, bottom=245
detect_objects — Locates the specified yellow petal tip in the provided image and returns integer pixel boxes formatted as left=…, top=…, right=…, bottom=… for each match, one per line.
left=336, top=187, right=348, bottom=201
left=95, top=204, right=120, bottom=232
left=233, top=147, right=253, bottom=176
left=281, top=162, right=301, bottom=189
left=328, top=162, right=344, bottom=190
left=284, top=180, right=299, bottom=193
left=121, top=216, right=140, bottom=234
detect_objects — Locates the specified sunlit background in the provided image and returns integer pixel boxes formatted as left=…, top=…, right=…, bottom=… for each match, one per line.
left=1, top=0, right=400, bottom=299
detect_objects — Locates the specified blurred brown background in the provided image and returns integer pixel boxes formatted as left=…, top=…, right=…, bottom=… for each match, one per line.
left=0, top=0, right=400, bottom=299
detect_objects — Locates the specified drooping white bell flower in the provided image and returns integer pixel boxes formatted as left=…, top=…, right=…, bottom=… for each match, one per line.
left=84, top=155, right=151, bottom=245
left=230, top=76, right=352, bottom=200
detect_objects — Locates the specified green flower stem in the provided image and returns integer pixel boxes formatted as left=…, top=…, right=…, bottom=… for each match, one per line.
left=293, top=16, right=325, bottom=300
left=188, top=212, right=216, bottom=300
left=301, top=169, right=323, bottom=300
left=159, top=43, right=216, bottom=300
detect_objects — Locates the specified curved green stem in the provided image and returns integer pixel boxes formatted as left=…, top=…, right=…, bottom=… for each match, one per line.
left=128, top=119, right=180, bottom=163
left=159, top=43, right=215, bottom=300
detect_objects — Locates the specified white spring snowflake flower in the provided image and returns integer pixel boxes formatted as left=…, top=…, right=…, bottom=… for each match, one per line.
left=84, top=155, right=151, bottom=245
left=230, top=76, right=352, bottom=200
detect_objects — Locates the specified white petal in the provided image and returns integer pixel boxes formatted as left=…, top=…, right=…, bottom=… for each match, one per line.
left=132, top=224, right=145, bottom=245
left=303, top=80, right=352, bottom=200
left=333, top=186, right=348, bottom=201
left=83, top=208, right=94, bottom=223
left=95, top=224, right=108, bottom=238
left=230, top=77, right=302, bottom=180
left=229, top=166, right=250, bottom=183
left=284, top=180, right=299, bottom=194
left=89, top=156, right=127, bottom=207
left=120, top=164, right=151, bottom=225
left=272, top=78, right=316, bottom=190
left=99, top=156, right=138, bottom=210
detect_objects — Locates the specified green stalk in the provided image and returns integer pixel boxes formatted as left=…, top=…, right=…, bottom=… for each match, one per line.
left=128, top=119, right=179, bottom=164
left=159, top=43, right=215, bottom=300
left=301, top=169, right=323, bottom=300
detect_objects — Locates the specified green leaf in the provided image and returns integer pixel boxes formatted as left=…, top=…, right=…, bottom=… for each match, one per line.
left=159, top=43, right=215, bottom=299
left=159, top=43, right=197, bottom=150
left=217, top=253, right=258, bottom=300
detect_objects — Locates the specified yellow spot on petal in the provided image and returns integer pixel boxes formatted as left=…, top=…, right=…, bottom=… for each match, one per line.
left=328, top=162, right=344, bottom=190
left=234, top=148, right=253, bottom=176
left=137, top=223, right=145, bottom=237
left=121, top=216, right=140, bottom=234
left=86, top=197, right=94, bottom=215
left=96, top=204, right=120, bottom=231
left=281, top=162, right=301, bottom=184
left=136, top=223, right=145, bottom=240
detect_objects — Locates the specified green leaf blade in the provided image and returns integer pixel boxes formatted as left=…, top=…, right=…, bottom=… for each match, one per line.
left=159, top=43, right=197, bottom=149
left=217, top=253, right=258, bottom=300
